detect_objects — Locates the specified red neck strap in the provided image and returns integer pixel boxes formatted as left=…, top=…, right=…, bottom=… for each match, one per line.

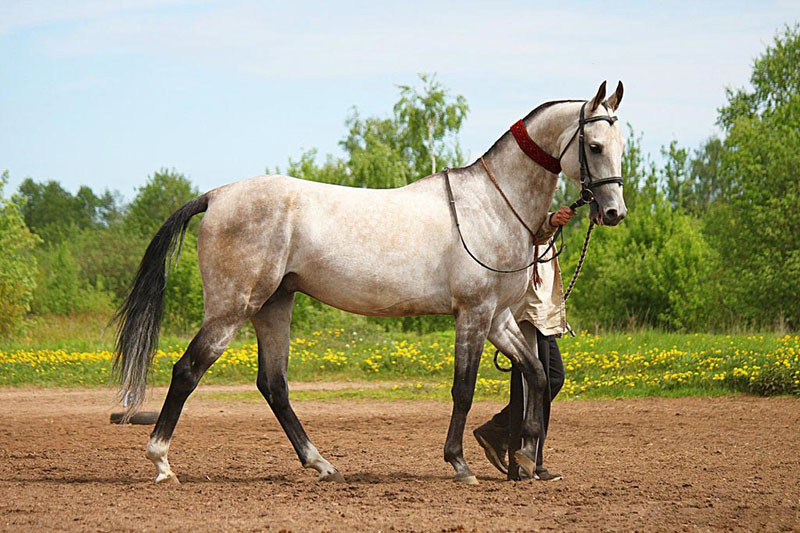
left=510, top=120, right=561, bottom=174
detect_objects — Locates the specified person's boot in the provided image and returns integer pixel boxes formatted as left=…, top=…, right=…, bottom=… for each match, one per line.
left=534, top=466, right=563, bottom=481
left=473, top=420, right=508, bottom=475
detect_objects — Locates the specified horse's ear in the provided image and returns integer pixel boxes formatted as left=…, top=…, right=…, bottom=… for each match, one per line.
left=606, top=81, right=624, bottom=111
left=589, top=81, right=607, bottom=112
left=589, top=82, right=606, bottom=112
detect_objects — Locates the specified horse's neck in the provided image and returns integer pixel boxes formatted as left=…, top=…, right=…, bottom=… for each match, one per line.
left=478, top=102, right=578, bottom=230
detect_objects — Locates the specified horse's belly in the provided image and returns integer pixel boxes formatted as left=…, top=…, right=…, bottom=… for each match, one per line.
left=292, top=255, right=452, bottom=316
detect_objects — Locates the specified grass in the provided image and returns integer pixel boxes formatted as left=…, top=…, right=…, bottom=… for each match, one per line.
left=1, top=314, right=799, bottom=400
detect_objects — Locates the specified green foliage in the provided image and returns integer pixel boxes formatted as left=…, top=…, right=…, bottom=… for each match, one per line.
left=126, top=169, right=205, bottom=332
left=31, top=241, right=114, bottom=315
left=17, top=178, right=119, bottom=244
left=0, top=171, right=41, bottom=337
left=126, top=169, right=199, bottom=237
left=708, top=94, right=800, bottom=328
left=274, top=73, right=469, bottom=191
left=277, top=149, right=348, bottom=185
left=718, top=24, right=800, bottom=130
left=393, top=73, right=469, bottom=178
left=70, top=225, right=148, bottom=301
left=340, top=110, right=415, bottom=187
left=694, top=23, right=800, bottom=329
left=562, top=132, right=719, bottom=331
left=162, top=233, right=204, bottom=333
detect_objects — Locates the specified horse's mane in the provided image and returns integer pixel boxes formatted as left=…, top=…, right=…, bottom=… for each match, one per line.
left=482, top=99, right=585, bottom=158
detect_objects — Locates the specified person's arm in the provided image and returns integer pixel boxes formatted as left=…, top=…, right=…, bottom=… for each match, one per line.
left=532, top=206, right=575, bottom=244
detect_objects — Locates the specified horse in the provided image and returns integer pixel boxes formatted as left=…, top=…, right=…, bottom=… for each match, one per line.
left=114, top=80, right=627, bottom=485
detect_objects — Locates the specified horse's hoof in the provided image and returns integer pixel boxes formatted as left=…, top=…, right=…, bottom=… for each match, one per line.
left=318, top=470, right=345, bottom=483
left=454, top=474, right=479, bottom=485
left=513, top=450, right=536, bottom=480
left=154, top=472, right=180, bottom=485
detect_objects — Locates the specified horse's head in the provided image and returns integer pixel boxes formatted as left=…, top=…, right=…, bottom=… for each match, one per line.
left=558, top=81, right=627, bottom=226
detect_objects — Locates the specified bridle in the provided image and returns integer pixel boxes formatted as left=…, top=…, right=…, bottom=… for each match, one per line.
left=442, top=100, right=623, bottom=273
left=558, top=101, right=623, bottom=211
left=535, top=101, right=622, bottom=263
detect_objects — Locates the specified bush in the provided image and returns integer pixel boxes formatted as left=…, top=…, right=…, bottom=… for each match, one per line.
left=31, top=242, right=114, bottom=315
left=562, top=189, right=719, bottom=332
left=0, top=172, right=40, bottom=336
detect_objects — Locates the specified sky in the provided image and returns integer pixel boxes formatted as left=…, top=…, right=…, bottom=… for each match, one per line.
left=1, top=1, right=798, bottom=200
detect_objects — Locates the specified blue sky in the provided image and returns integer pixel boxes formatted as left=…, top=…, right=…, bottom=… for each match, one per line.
left=1, top=1, right=797, bottom=200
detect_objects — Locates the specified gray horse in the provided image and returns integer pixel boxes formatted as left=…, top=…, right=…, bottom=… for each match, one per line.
left=114, top=81, right=626, bottom=485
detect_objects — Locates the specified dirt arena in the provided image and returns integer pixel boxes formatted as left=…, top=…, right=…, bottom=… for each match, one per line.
left=1, top=386, right=798, bottom=532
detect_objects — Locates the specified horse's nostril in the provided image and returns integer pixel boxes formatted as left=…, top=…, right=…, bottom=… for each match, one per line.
left=606, top=208, right=618, bottom=220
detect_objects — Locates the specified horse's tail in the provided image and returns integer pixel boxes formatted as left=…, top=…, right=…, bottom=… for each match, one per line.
left=113, top=194, right=209, bottom=421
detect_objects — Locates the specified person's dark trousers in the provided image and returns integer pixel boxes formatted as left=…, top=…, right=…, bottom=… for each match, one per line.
left=491, top=321, right=565, bottom=467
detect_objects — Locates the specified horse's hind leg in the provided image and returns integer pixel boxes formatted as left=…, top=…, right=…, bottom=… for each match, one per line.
left=251, top=289, right=344, bottom=482
left=146, top=318, right=241, bottom=483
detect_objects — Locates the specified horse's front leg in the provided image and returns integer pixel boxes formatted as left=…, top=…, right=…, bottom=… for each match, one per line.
left=488, top=308, right=546, bottom=479
left=444, top=307, right=493, bottom=485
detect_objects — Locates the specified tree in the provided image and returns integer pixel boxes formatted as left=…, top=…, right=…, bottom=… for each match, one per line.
left=718, top=24, right=800, bottom=131
left=0, top=171, right=40, bottom=336
left=126, top=169, right=199, bottom=237
left=661, top=137, right=724, bottom=215
left=275, top=73, right=470, bottom=191
left=340, top=111, right=414, bottom=188
left=393, top=73, right=469, bottom=178
left=704, top=24, right=800, bottom=328
left=16, top=178, right=118, bottom=243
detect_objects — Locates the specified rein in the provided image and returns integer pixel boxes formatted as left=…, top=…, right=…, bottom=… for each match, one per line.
left=443, top=166, right=541, bottom=274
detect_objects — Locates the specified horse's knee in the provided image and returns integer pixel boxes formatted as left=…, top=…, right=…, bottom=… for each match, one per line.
left=450, top=382, right=474, bottom=410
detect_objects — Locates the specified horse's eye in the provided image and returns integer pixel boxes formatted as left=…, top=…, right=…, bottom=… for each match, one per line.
left=589, top=144, right=603, bottom=154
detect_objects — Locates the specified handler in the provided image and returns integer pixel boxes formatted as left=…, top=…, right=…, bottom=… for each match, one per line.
left=473, top=205, right=575, bottom=481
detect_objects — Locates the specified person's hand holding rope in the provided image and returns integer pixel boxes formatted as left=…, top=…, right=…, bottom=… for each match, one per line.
left=549, top=206, right=575, bottom=227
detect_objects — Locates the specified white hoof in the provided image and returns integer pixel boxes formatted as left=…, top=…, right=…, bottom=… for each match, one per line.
left=454, top=474, right=479, bottom=485
left=154, top=471, right=180, bottom=485
left=318, top=470, right=345, bottom=483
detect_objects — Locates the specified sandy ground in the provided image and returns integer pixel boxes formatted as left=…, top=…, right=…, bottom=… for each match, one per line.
left=1, top=385, right=799, bottom=532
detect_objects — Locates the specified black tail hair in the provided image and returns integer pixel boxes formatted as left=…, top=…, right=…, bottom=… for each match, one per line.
left=112, top=195, right=209, bottom=421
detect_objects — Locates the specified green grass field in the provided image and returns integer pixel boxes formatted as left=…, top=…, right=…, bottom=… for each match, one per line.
left=2, top=313, right=798, bottom=400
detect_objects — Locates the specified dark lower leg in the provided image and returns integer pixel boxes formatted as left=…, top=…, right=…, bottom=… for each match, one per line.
left=444, top=368, right=480, bottom=479
left=147, top=327, right=227, bottom=482
left=150, top=330, right=214, bottom=444
left=444, top=316, right=488, bottom=482
left=256, top=344, right=313, bottom=465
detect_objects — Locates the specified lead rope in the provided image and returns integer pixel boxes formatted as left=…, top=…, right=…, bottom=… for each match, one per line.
left=493, top=221, right=595, bottom=372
